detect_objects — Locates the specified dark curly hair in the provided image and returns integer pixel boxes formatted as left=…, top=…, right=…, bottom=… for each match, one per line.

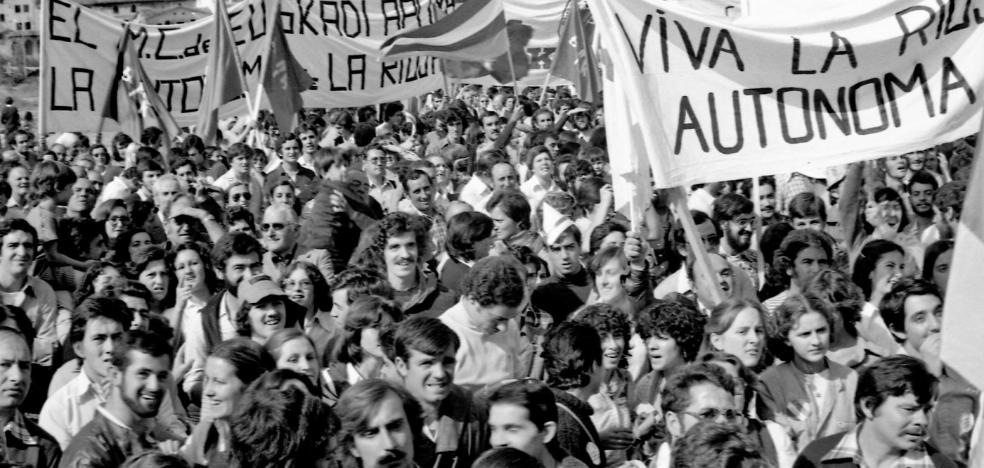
left=804, top=269, right=864, bottom=338
left=335, top=296, right=403, bottom=365
left=445, top=211, right=494, bottom=262
left=350, top=212, right=431, bottom=269
left=459, top=256, right=526, bottom=308
left=229, top=384, right=336, bottom=467
left=636, top=300, right=707, bottom=363
left=574, top=302, right=631, bottom=342
left=770, top=293, right=835, bottom=362
left=167, top=242, right=220, bottom=294
left=543, top=321, right=602, bottom=390
left=851, top=239, right=905, bottom=299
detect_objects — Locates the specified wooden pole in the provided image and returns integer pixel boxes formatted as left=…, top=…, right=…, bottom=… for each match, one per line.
left=668, top=187, right=725, bottom=306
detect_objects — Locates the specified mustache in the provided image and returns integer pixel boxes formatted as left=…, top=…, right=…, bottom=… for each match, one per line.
left=378, top=450, right=408, bottom=466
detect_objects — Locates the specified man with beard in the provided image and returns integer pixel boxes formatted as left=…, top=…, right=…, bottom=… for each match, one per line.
left=0, top=328, right=62, bottom=467
left=440, top=256, right=527, bottom=389
left=712, top=193, right=761, bottom=291
left=352, top=213, right=456, bottom=318
left=795, top=356, right=954, bottom=468
left=393, top=317, right=488, bottom=468
left=60, top=330, right=180, bottom=467
left=40, top=298, right=184, bottom=450
left=181, top=233, right=263, bottom=399
left=905, top=171, right=938, bottom=240
left=337, top=379, right=420, bottom=468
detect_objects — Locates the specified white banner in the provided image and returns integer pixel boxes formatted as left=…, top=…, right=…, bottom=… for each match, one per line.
left=589, top=0, right=984, bottom=188
left=41, top=0, right=453, bottom=133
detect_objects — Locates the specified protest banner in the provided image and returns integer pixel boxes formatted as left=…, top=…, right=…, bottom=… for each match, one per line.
left=41, top=0, right=454, bottom=134
left=587, top=0, right=984, bottom=188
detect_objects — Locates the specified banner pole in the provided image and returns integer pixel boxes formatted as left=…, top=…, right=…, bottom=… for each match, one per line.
left=38, top=0, right=48, bottom=147
left=440, top=59, right=452, bottom=99
left=752, top=175, right=765, bottom=291
left=669, top=186, right=725, bottom=305
left=505, top=36, right=520, bottom=100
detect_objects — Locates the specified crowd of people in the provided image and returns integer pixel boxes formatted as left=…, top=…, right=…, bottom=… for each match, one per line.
left=0, top=83, right=976, bottom=468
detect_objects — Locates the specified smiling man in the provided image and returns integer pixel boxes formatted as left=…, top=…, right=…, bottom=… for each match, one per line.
left=712, top=193, right=760, bottom=292
left=60, top=330, right=180, bottom=466
left=393, top=317, right=488, bottom=468
left=794, top=355, right=953, bottom=468
left=440, top=256, right=527, bottom=389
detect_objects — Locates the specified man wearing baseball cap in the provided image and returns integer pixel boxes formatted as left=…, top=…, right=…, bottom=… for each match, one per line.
left=235, top=275, right=303, bottom=345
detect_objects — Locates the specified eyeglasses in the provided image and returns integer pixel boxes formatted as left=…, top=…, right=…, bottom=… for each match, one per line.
left=678, top=408, right=741, bottom=422
left=230, top=193, right=251, bottom=202
left=108, top=216, right=130, bottom=224
left=261, top=223, right=288, bottom=232
left=733, top=216, right=757, bottom=228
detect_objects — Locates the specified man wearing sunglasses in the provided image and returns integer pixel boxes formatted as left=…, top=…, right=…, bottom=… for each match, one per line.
left=259, top=205, right=333, bottom=284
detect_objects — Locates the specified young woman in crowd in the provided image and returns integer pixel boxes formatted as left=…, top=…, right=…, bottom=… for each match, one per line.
left=265, top=328, right=322, bottom=396
left=762, top=229, right=834, bottom=315
left=113, top=227, right=155, bottom=265
left=281, top=261, right=336, bottom=362
left=702, top=298, right=769, bottom=372
left=922, top=240, right=954, bottom=295
left=756, top=293, right=858, bottom=453
left=92, top=199, right=131, bottom=250
left=323, top=295, right=403, bottom=401
left=850, top=239, right=907, bottom=354
left=804, top=269, right=883, bottom=369
left=181, top=338, right=274, bottom=466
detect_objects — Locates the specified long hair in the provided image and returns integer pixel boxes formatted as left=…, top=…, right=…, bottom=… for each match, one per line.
left=282, top=261, right=332, bottom=312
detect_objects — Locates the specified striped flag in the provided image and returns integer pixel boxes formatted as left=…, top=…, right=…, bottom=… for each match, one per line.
left=100, top=26, right=181, bottom=149
left=379, top=0, right=509, bottom=62
left=257, top=0, right=312, bottom=133
left=195, top=0, right=245, bottom=145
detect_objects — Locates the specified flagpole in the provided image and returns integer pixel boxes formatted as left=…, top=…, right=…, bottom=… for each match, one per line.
left=38, top=0, right=48, bottom=148
left=440, top=59, right=452, bottom=99
left=505, top=40, right=520, bottom=102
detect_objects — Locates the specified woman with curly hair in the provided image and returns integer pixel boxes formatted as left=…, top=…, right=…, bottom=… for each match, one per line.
left=761, top=229, right=834, bottom=317
left=323, top=296, right=402, bottom=402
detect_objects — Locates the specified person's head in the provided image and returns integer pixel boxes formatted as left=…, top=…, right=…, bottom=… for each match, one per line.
left=866, top=187, right=909, bottom=233
left=266, top=178, right=297, bottom=211
left=772, top=229, right=833, bottom=291
left=337, top=379, right=421, bottom=468
left=574, top=303, right=631, bottom=372
left=771, top=293, right=834, bottom=365
left=0, top=328, right=31, bottom=413
left=282, top=261, right=331, bottom=313
left=337, top=296, right=402, bottom=365
left=587, top=245, right=629, bottom=302
left=71, top=297, right=133, bottom=379
left=787, top=192, right=827, bottom=231
left=672, top=211, right=721, bottom=258
left=226, top=143, right=252, bottom=176
left=132, top=245, right=169, bottom=303
left=204, top=338, right=275, bottom=420
left=73, top=260, right=125, bottom=305
left=542, top=321, right=603, bottom=395
left=400, top=169, right=435, bottom=213
left=488, top=380, right=561, bottom=462
left=687, top=252, right=736, bottom=307
left=224, top=205, right=256, bottom=237
left=922, top=240, right=954, bottom=294
left=169, top=242, right=218, bottom=295
left=446, top=211, right=495, bottom=263
left=211, top=232, right=264, bottom=295
left=660, top=363, right=738, bottom=441
left=883, top=154, right=909, bottom=180
left=152, top=175, right=182, bottom=218
left=524, top=146, right=554, bottom=181
left=879, top=277, right=942, bottom=356
left=532, top=109, right=554, bottom=130
left=329, top=267, right=393, bottom=326
left=117, top=281, right=153, bottom=330
left=934, top=181, right=966, bottom=224
left=473, top=448, right=546, bottom=468
left=460, top=256, right=527, bottom=335
left=265, top=328, right=320, bottom=383
left=481, top=112, right=504, bottom=140
left=393, top=317, right=459, bottom=407
left=355, top=213, right=430, bottom=284
left=487, top=189, right=532, bottom=242
left=225, top=182, right=252, bottom=209
left=851, top=239, right=906, bottom=299
left=0, top=305, right=34, bottom=349
left=109, top=330, right=173, bottom=420
left=906, top=171, right=939, bottom=218
left=261, top=205, right=300, bottom=255
left=30, top=160, right=77, bottom=203
left=0, top=218, right=36, bottom=278
left=97, top=199, right=131, bottom=240
left=798, top=269, right=862, bottom=343
left=545, top=225, right=582, bottom=277
left=490, top=162, right=519, bottom=191
left=236, top=275, right=292, bottom=343
left=704, top=299, right=767, bottom=369
left=855, top=355, right=939, bottom=453
left=636, top=301, right=707, bottom=374
left=671, top=421, right=769, bottom=468
left=66, top=176, right=96, bottom=216
left=712, top=193, right=755, bottom=253
left=136, top=158, right=164, bottom=190
left=588, top=221, right=629, bottom=256
left=229, top=383, right=335, bottom=467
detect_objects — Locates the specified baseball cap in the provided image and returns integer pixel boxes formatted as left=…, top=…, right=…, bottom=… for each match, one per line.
left=238, top=275, right=286, bottom=305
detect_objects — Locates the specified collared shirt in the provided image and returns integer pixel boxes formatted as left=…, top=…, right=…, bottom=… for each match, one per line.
left=0, top=276, right=58, bottom=366
left=1, top=411, right=38, bottom=456
left=520, top=176, right=559, bottom=211
left=821, top=424, right=935, bottom=468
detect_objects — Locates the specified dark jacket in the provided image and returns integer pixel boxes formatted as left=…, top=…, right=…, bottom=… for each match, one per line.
left=414, top=385, right=489, bottom=468
left=199, top=290, right=227, bottom=356
left=396, top=270, right=458, bottom=319
left=551, top=389, right=606, bottom=468
left=3, top=414, right=61, bottom=468
left=793, top=431, right=956, bottom=468
left=59, top=412, right=164, bottom=468
left=532, top=268, right=592, bottom=323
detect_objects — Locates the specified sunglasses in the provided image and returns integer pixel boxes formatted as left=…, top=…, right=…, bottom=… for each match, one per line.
left=261, top=223, right=288, bottom=232
left=231, top=193, right=251, bottom=202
